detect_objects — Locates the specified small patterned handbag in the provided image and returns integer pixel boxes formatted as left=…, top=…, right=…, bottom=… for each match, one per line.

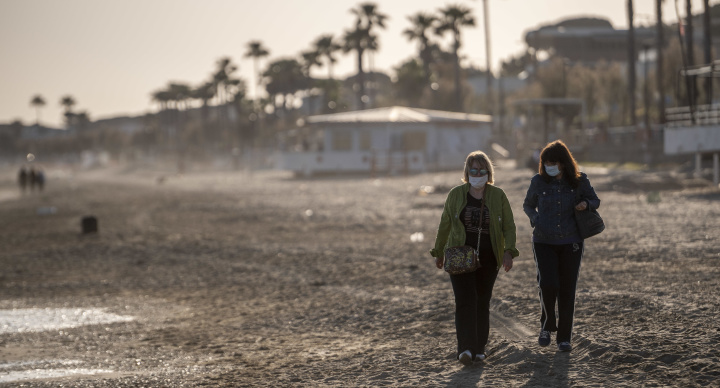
left=443, top=245, right=479, bottom=275
left=444, top=196, right=484, bottom=275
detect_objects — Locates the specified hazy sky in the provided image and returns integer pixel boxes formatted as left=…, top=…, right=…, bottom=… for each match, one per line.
left=0, top=0, right=714, bottom=128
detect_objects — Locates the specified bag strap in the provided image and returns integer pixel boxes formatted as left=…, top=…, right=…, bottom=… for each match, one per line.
left=575, top=184, right=592, bottom=211
left=574, top=185, right=583, bottom=207
left=475, top=193, right=485, bottom=254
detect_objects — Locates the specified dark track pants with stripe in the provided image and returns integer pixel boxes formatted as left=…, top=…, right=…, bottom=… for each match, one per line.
left=533, top=242, right=584, bottom=343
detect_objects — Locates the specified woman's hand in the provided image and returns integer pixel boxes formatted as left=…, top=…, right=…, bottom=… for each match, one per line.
left=502, top=251, right=513, bottom=272
left=575, top=200, right=588, bottom=211
left=435, top=256, right=444, bottom=269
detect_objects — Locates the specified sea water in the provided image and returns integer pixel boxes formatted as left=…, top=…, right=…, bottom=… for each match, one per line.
left=0, top=307, right=134, bottom=334
left=0, top=308, right=133, bottom=382
left=0, top=360, right=113, bottom=383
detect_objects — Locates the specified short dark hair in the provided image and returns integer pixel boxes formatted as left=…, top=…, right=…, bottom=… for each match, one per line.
left=539, top=140, right=581, bottom=187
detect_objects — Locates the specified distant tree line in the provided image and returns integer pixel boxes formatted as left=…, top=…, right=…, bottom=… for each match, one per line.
left=4, top=1, right=716, bottom=162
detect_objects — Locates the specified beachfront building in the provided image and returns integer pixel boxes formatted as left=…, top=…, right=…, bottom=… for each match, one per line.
left=275, top=106, right=492, bottom=176
left=525, top=17, right=657, bottom=65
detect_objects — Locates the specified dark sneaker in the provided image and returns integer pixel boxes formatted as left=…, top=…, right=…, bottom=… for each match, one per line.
left=474, top=353, right=486, bottom=362
left=538, top=330, right=551, bottom=347
left=558, top=342, right=572, bottom=352
left=458, top=350, right=473, bottom=366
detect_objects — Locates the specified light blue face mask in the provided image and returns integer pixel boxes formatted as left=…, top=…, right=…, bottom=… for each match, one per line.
left=545, top=164, right=561, bottom=177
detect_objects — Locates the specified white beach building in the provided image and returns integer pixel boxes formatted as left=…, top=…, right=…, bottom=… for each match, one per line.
left=275, top=106, right=492, bottom=176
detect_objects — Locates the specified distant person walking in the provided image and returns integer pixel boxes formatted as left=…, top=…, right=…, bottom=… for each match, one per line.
left=522, top=140, right=600, bottom=352
left=35, top=168, right=45, bottom=191
left=28, top=167, right=37, bottom=192
left=430, top=150, right=519, bottom=365
left=18, top=167, right=28, bottom=193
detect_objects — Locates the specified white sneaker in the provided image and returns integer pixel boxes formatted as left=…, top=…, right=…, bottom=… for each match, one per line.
left=474, top=353, right=486, bottom=362
left=458, top=350, right=473, bottom=365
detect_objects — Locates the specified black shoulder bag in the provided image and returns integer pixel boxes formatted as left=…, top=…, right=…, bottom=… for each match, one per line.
left=574, top=187, right=605, bottom=239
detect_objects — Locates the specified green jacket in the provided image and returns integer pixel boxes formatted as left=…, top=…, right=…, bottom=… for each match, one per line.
left=430, top=183, right=520, bottom=269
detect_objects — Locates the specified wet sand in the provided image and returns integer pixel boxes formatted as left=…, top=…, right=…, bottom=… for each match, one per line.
left=1, top=162, right=719, bottom=387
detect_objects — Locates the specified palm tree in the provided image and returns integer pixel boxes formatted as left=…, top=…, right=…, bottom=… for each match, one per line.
left=213, top=57, right=239, bottom=105
left=193, top=82, right=216, bottom=111
left=244, top=41, right=270, bottom=100
left=343, top=2, right=388, bottom=110
left=151, top=86, right=177, bottom=147
left=403, top=12, right=437, bottom=85
left=301, top=50, right=322, bottom=115
left=60, top=95, right=76, bottom=113
left=394, top=58, right=427, bottom=107
left=342, top=28, right=371, bottom=109
left=151, top=89, right=173, bottom=111
left=168, top=83, right=192, bottom=111
left=211, top=57, right=242, bottom=138
left=59, top=95, right=77, bottom=129
left=263, top=58, right=309, bottom=123
left=351, top=3, right=388, bottom=36
left=193, top=82, right=215, bottom=117
left=313, top=34, right=341, bottom=79
left=436, top=5, right=475, bottom=111
left=301, top=50, right=321, bottom=78
left=30, top=94, right=46, bottom=126
left=75, top=111, right=91, bottom=133
left=192, top=81, right=216, bottom=150
left=364, top=33, right=381, bottom=108
left=264, top=59, right=309, bottom=105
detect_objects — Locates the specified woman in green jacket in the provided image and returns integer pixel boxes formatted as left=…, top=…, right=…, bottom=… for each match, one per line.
left=430, top=150, right=520, bottom=365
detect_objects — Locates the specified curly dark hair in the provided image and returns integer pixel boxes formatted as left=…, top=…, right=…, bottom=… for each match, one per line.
left=538, top=140, right=581, bottom=188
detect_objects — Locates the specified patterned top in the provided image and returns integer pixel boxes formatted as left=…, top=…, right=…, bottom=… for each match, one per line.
left=461, top=192, right=491, bottom=254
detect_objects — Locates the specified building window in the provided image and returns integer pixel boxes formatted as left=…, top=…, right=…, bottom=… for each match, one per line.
left=403, top=131, right=427, bottom=151
left=359, top=131, right=371, bottom=150
left=332, top=131, right=352, bottom=151
left=390, top=133, right=404, bottom=150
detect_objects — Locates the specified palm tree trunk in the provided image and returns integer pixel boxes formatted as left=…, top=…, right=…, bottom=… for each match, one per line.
left=656, top=0, right=666, bottom=123
left=453, top=38, right=462, bottom=112
left=253, top=58, right=259, bottom=100
left=421, top=48, right=432, bottom=84
left=357, top=48, right=366, bottom=110
left=420, top=46, right=434, bottom=108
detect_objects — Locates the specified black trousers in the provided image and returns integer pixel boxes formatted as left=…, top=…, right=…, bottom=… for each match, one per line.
left=449, top=244, right=498, bottom=356
left=532, top=242, right=584, bottom=343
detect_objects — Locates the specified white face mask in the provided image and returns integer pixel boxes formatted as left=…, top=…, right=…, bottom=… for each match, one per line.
left=545, top=164, right=561, bottom=177
left=469, top=175, right=488, bottom=188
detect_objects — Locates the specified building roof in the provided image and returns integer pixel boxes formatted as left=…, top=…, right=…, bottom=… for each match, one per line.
left=306, top=106, right=492, bottom=125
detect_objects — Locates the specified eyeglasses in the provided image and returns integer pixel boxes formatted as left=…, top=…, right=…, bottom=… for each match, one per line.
left=469, top=168, right=488, bottom=176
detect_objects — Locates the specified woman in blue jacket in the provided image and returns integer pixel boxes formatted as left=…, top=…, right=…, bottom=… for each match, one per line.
left=522, top=140, right=600, bottom=352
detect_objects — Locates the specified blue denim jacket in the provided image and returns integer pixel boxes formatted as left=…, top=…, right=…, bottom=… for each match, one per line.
left=523, top=172, right=600, bottom=243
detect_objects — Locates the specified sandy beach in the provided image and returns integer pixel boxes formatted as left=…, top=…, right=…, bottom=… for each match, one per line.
left=1, top=162, right=719, bottom=387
